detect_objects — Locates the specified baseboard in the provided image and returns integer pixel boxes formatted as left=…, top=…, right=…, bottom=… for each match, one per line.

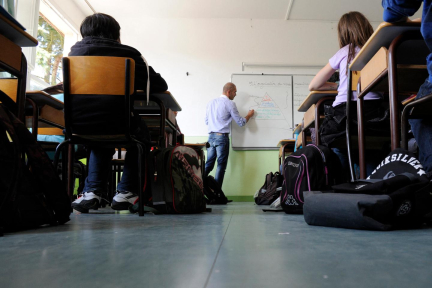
left=227, top=196, right=254, bottom=202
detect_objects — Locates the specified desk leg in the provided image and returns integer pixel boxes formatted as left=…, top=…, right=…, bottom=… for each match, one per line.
left=357, top=95, right=366, bottom=179
left=301, top=119, right=306, bottom=148
left=17, top=53, right=27, bottom=122
left=346, top=68, right=356, bottom=181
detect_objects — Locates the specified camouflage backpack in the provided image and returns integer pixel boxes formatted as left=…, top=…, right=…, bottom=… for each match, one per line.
left=148, top=146, right=206, bottom=214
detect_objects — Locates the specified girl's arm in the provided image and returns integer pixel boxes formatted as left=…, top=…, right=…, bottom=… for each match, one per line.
left=309, top=63, right=336, bottom=91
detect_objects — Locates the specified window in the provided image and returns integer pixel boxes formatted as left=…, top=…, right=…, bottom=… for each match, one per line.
left=28, top=0, right=79, bottom=90
left=34, top=14, right=64, bottom=87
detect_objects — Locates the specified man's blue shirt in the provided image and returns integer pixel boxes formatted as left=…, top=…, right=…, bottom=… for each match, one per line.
left=205, top=95, right=246, bottom=134
left=383, top=0, right=432, bottom=82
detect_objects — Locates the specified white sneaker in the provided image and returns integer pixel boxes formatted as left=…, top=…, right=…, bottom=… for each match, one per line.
left=111, top=191, right=138, bottom=210
left=71, top=192, right=101, bottom=213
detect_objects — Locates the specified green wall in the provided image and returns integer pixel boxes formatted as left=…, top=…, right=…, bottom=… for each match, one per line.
left=185, top=136, right=280, bottom=201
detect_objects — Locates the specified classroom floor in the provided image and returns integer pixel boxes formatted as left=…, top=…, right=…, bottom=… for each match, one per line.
left=1, top=202, right=432, bottom=288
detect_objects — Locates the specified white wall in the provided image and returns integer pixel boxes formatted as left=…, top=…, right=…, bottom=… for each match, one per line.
left=46, top=0, right=87, bottom=31
left=119, top=18, right=353, bottom=136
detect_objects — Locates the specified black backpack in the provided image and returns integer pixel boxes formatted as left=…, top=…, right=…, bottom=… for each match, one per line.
left=303, top=149, right=432, bottom=230
left=0, top=104, right=71, bottom=235
left=255, top=172, right=283, bottom=205
left=280, top=144, right=343, bottom=214
left=139, top=146, right=207, bottom=214
left=203, top=175, right=228, bottom=204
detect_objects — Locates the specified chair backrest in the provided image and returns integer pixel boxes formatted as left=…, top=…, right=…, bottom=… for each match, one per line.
left=62, top=56, right=135, bottom=138
left=0, top=78, right=18, bottom=102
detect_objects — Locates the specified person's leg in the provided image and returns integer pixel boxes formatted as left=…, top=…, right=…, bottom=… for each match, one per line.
left=204, top=134, right=216, bottom=178
left=72, top=147, right=114, bottom=213
left=331, top=147, right=351, bottom=180
left=409, top=80, right=432, bottom=175
left=112, top=146, right=140, bottom=210
left=112, top=117, right=151, bottom=210
left=214, top=135, right=230, bottom=186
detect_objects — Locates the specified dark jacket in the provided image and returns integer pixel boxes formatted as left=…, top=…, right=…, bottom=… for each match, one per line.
left=67, top=37, right=168, bottom=136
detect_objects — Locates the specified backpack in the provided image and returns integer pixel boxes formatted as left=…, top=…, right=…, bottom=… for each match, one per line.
left=0, top=104, right=71, bottom=235
left=303, top=149, right=432, bottom=230
left=280, top=144, right=343, bottom=214
left=146, top=145, right=207, bottom=214
left=203, top=175, right=228, bottom=204
left=254, top=172, right=283, bottom=205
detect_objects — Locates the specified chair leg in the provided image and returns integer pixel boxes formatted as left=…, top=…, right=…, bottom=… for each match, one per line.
left=137, top=143, right=144, bottom=216
left=401, top=107, right=409, bottom=150
left=53, top=141, right=69, bottom=169
left=67, top=144, right=75, bottom=201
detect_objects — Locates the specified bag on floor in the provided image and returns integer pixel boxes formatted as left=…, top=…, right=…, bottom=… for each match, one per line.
left=303, top=149, right=432, bottom=230
left=280, top=144, right=343, bottom=214
left=254, top=171, right=283, bottom=205
left=203, top=175, right=228, bottom=204
left=146, top=145, right=207, bottom=214
left=0, top=104, right=71, bottom=235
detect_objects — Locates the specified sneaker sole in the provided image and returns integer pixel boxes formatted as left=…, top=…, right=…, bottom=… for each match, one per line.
left=111, top=200, right=133, bottom=211
left=71, top=200, right=100, bottom=213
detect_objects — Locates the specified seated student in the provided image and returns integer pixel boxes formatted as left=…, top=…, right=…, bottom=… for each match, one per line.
left=308, top=11, right=386, bottom=179
left=382, top=0, right=432, bottom=178
left=70, top=13, right=168, bottom=213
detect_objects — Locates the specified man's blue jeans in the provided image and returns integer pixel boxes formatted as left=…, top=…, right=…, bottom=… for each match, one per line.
left=409, top=79, right=432, bottom=174
left=204, top=133, right=230, bottom=186
left=83, top=147, right=139, bottom=194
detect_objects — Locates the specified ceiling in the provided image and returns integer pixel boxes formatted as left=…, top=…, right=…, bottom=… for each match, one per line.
left=73, top=0, right=422, bottom=23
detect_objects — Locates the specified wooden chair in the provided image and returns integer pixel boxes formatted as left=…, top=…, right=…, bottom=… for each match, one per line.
left=54, top=56, right=149, bottom=216
left=0, top=78, right=18, bottom=113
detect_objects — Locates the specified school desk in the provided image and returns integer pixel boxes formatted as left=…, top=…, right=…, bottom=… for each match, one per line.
left=298, top=90, right=338, bottom=146
left=135, top=91, right=182, bottom=147
left=277, top=139, right=295, bottom=167
left=25, top=90, right=65, bottom=137
left=348, top=21, right=429, bottom=179
left=0, top=13, right=37, bottom=120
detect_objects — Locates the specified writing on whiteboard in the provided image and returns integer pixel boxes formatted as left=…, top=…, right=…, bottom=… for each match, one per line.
left=249, top=93, right=288, bottom=121
left=248, top=81, right=292, bottom=89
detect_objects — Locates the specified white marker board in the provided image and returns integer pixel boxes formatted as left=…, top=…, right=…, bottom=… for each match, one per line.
left=231, top=74, right=314, bottom=150
left=231, top=74, right=294, bottom=150
left=293, top=75, right=315, bottom=126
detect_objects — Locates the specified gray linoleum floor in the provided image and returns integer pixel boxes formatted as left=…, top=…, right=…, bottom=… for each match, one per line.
left=1, top=202, right=432, bottom=288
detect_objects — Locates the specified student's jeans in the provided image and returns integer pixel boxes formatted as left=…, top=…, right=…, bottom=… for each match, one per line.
left=204, top=133, right=230, bottom=186
left=332, top=147, right=381, bottom=180
left=82, top=118, right=150, bottom=195
left=83, top=147, right=139, bottom=195
left=409, top=79, right=432, bottom=174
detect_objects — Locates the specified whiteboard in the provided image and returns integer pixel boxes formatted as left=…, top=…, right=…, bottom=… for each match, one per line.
left=293, top=75, right=315, bottom=126
left=231, top=74, right=294, bottom=150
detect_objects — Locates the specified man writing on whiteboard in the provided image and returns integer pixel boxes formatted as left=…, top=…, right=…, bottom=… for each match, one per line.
left=204, top=82, right=255, bottom=186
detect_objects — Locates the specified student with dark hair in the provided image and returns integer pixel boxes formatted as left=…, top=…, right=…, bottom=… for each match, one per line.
left=70, top=13, right=168, bottom=213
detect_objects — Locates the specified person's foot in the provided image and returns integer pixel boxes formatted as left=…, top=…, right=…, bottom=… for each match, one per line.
left=111, top=191, right=138, bottom=210
left=71, top=192, right=101, bottom=213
